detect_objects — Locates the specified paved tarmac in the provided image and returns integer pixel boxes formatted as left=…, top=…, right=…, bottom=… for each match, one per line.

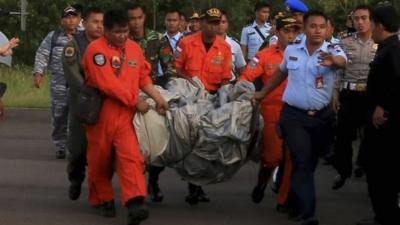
left=0, top=109, right=373, bottom=225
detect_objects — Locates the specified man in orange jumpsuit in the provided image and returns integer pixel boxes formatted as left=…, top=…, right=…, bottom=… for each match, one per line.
left=174, top=8, right=232, bottom=93
left=82, top=9, right=168, bottom=225
left=239, top=16, right=299, bottom=210
left=174, top=7, right=232, bottom=204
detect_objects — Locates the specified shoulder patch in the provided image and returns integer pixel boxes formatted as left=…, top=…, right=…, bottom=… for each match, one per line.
left=64, top=46, right=75, bottom=57
left=93, top=53, right=106, bottom=66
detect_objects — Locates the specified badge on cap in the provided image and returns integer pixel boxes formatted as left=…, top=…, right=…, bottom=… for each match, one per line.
left=64, top=47, right=75, bottom=57
left=128, top=60, right=137, bottom=68
left=93, top=54, right=106, bottom=66
left=111, top=56, right=121, bottom=69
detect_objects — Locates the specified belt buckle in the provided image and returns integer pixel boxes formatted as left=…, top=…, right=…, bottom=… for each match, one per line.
left=349, top=83, right=357, bottom=91
left=356, top=83, right=367, bottom=92
left=307, top=110, right=317, bottom=116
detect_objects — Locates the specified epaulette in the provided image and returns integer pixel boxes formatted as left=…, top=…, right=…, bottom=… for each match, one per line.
left=338, top=31, right=355, bottom=40
left=289, top=39, right=301, bottom=45
left=230, top=36, right=240, bottom=45
left=327, top=43, right=338, bottom=49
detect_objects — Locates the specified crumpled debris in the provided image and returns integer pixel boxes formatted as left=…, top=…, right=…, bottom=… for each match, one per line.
left=134, top=77, right=263, bottom=185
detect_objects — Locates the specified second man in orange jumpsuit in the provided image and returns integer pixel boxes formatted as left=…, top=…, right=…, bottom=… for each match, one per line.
left=174, top=7, right=232, bottom=204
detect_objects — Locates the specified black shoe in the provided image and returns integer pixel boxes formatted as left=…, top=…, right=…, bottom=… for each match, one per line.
left=55, top=151, right=66, bottom=159
left=276, top=204, right=289, bottom=214
left=300, top=217, right=319, bottom=225
left=251, top=182, right=267, bottom=204
left=332, top=174, right=347, bottom=190
left=148, top=183, right=163, bottom=203
left=197, top=187, right=210, bottom=203
left=354, top=167, right=365, bottom=178
left=185, top=184, right=201, bottom=205
left=98, top=200, right=116, bottom=218
left=356, top=218, right=381, bottom=225
left=68, top=183, right=81, bottom=200
left=127, top=203, right=149, bottom=225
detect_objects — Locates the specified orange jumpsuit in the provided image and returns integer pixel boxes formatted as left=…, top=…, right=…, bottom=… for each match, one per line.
left=239, top=44, right=291, bottom=205
left=174, top=32, right=232, bottom=92
left=82, top=37, right=152, bottom=206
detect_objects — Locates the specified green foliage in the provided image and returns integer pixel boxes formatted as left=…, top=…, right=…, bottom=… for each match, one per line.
left=0, top=0, right=399, bottom=66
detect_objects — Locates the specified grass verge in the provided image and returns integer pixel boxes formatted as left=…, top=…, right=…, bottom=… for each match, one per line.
left=0, top=64, right=50, bottom=108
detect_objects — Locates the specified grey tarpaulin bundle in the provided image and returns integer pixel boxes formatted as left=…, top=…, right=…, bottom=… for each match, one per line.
left=133, top=78, right=263, bottom=185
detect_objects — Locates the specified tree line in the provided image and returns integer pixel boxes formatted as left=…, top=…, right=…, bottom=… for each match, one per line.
left=0, top=0, right=397, bottom=65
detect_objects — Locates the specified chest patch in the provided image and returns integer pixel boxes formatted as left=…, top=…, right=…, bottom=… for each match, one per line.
left=93, top=54, right=106, bottom=66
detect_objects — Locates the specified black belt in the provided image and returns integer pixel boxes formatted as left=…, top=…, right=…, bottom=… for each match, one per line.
left=285, top=103, right=328, bottom=117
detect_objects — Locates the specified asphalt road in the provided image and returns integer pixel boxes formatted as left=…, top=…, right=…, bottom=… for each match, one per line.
left=0, top=109, right=373, bottom=225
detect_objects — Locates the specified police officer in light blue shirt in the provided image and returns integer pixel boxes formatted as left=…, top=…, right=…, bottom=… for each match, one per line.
left=254, top=10, right=347, bottom=225
left=218, top=10, right=246, bottom=80
left=240, top=2, right=272, bottom=61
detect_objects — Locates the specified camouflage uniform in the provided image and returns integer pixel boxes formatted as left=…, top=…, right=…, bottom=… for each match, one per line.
left=62, top=31, right=89, bottom=186
left=158, top=33, right=184, bottom=86
left=130, top=28, right=162, bottom=82
left=33, top=29, right=78, bottom=154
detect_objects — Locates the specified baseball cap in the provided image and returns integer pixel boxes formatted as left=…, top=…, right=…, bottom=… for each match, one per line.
left=276, top=16, right=300, bottom=30
left=62, top=6, right=78, bottom=18
left=190, top=12, right=201, bottom=20
left=200, top=8, right=222, bottom=22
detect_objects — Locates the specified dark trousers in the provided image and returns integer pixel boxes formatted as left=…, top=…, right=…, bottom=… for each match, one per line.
left=333, top=90, right=368, bottom=178
left=364, top=122, right=400, bottom=225
left=279, top=104, right=332, bottom=218
left=67, top=99, right=87, bottom=185
left=148, top=166, right=165, bottom=185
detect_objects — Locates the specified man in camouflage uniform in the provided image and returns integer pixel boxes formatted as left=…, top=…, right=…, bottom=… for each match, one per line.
left=33, top=6, right=81, bottom=159
left=331, top=5, right=377, bottom=190
left=158, top=9, right=184, bottom=87
left=127, top=3, right=177, bottom=204
left=62, top=7, right=104, bottom=201
left=127, top=3, right=162, bottom=82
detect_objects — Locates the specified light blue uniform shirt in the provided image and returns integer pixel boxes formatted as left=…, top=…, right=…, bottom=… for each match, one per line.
left=279, top=37, right=347, bottom=110
left=225, top=35, right=246, bottom=80
left=240, top=21, right=271, bottom=60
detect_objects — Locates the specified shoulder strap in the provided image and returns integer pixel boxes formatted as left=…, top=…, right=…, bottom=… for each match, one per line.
left=254, top=26, right=266, bottom=41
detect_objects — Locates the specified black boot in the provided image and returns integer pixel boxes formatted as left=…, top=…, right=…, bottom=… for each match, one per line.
left=332, top=174, right=347, bottom=190
left=197, top=186, right=210, bottom=203
left=185, top=183, right=200, bottom=205
left=127, top=197, right=149, bottom=225
left=148, top=166, right=164, bottom=203
left=354, top=166, right=365, bottom=178
left=251, top=166, right=272, bottom=203
left=97, top=200, right=116, bottom=218
left=68, top=182, right=82, bottom=200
